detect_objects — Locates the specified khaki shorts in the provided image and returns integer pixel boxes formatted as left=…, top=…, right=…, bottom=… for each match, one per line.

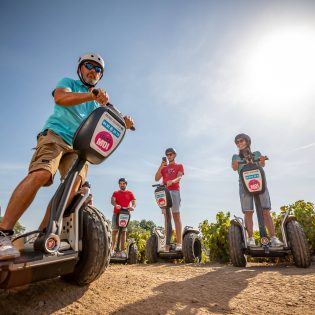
left=29, top=129, right=88, bottom=186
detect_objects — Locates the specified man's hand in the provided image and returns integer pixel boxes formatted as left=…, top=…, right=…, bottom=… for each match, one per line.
left=124, top=116, right=134, bottom=129
left=128, top=207, right=135, bottom=212
left=91, top=88, right=109, bottom=106
left=115, top=205, right=122, bottom=210
left=161, top=160, right=167, bottom=168
left=232, top=160, right=239, bottom=171
left=259, top=156, right=267, bottom=166
left=166, top=180, right=173, bottom=187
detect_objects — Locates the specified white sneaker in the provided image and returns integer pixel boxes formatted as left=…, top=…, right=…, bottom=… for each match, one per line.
left=175, top=244, right=182, bottom=251
left=247, top=237, right=256, bottom=247
left=0, top=232, right=20, bottom=260
left=270, top=236, right=284, bottom=247
left=111, top=249, right=115, bottom=257
left=121, top=251, right=127, bottom=258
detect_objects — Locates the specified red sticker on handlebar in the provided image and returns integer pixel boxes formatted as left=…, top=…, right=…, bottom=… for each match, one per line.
left=95, top=131, right=113, bottom=152
left=248, top=179, right=260, bottom=191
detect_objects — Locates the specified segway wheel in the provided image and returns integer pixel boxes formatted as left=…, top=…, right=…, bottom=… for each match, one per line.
left=228, top=223, right=246, bottom=267
left=62, top=205, right=111, bottom=285
left=182, top=232, right=202, bottom=263
left=286, top=220, right=311, bottom=268
left=146, top=234, right=158, bottom=263
left=127, top=242, right=138, bottom=265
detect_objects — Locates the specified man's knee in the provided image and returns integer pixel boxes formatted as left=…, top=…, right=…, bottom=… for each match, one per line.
left=28, top=169, right=52, bottom=187
left=244, top=211, right=253, bottom=218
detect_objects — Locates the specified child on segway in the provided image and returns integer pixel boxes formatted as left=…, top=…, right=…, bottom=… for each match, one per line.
left=155, top=148, right=184, bottom=251
left=111, top=178, right=136, bottom=258
left=231, top=133, right=283, bottom=247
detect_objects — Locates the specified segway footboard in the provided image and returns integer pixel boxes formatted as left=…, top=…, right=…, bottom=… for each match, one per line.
left=0, top=250, right=78, bottom=289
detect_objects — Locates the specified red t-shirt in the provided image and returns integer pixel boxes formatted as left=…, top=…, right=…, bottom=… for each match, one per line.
left=161, top=163, right=184, bottom=191
left=112, top=190, right=136, bottom=214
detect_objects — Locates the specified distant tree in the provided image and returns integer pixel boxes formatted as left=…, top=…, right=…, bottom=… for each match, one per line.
left=0, top=216, right=26, bottom=235
left=139, top=219, right=156, bottom=231
left=127, top=220, right=141, bottom=234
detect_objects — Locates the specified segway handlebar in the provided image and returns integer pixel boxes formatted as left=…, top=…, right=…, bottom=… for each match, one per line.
left=92, top=89, right=135, bottom=131
left=238, top=156, right=269, bottom=165
left=152, top=183, right=166, bottom=188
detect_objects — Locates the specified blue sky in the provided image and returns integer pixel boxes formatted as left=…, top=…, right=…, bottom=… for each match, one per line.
left=1, top=0, right=315, bottom=231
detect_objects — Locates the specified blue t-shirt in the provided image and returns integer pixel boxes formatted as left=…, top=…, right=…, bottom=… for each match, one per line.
left=232, top=151, right=262, bottom=174
left=42, top=77, right=99, bottom=145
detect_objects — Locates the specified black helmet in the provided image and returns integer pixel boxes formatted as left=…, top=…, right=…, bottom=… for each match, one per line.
left=165, top=148, right=177, bottom=155
left=118, top=178, right=128, bottom=185
left=82, top=181, right=91, bottom=188
left=234, top=133, right=251, bottom=147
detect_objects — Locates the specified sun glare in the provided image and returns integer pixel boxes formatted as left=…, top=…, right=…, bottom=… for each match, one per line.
left=237, top=26, right=315, bottom=115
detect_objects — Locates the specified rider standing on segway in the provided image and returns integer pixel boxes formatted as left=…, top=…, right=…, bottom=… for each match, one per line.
left=155, top=148, right=184, bottom=251
left=231, top=134, right=283, bottom=247
left=111, top=178, right=136, bottom=258
left=0, top=53, right=134, bottom=261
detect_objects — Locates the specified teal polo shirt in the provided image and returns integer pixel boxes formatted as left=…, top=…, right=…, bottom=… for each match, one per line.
left=42, top=77, right=99, bottom=145
left=232, top=151, right=262, bottom=174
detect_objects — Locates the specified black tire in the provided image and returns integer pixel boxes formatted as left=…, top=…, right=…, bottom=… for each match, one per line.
left=286, top=220, right=311, bottom=268
left=228, top=223, right=246, bottom=267
left=182, top=232, right=202, bottom=263
left=127, top=242, right=138, bottom=264
left=62, top=205, right=111, bottom=285
left=146, top=234, right=158, bottom=263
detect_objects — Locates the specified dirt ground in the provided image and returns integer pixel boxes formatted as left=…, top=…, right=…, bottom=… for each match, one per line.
left=0, top=262, right=314, bottom=315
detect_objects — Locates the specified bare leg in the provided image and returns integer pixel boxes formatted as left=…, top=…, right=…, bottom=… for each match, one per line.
left=244, top=211, right=254, bottom=237
left=38, top=175, right=82, bottom=230
left=111, top=230, right=118, bottom=250
left=172, top=212, right=182, bottom=245
left=0, top=170, right=51, bottom=231
left=263, top=209, right=275, bottom=237
left=121, top=231, right=126, bottom=251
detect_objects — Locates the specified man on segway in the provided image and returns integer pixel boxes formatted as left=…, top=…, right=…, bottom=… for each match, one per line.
left=231, top=133, right=283, bottom=247
left=111, top=178, right=136, bottom=258
left=0, top=53, right=134, bottom=260
left=155, top=148, right=184, bottom=251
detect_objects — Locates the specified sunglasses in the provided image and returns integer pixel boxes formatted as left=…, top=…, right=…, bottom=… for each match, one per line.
left=84, top=63, right=103, bottom=73
left=236, top=139, right=245, bottom=144
left=166, top=153, right=174, bottom=156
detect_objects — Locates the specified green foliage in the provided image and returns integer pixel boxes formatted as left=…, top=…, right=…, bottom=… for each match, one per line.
left=199, top=211, right=231, bottom=263
left=127, top=219, right=156, bottom=263
left=139, top=219, right=156, bottom=231
left=199, top=200, right=315, bottom=264
left=13, top=221, right=26, bottom=235
left=0, top=216, right=26, bottom=235
left=273, top=200, right=315, bottom=254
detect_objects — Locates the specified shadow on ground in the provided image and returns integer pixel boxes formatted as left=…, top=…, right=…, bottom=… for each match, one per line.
left=113, top=262, right=314, bottom=315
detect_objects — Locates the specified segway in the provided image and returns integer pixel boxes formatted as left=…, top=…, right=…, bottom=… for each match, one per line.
left=110, top=208, right=138, bottom=264
left=0, top=94, right=135, bottom=288
left=229, top=148, right=311, bottom=268
left=146, top=184, right=202, bottom=263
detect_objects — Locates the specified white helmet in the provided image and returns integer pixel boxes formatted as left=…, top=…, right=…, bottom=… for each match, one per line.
left=77, top=52, right=105, bottom=87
